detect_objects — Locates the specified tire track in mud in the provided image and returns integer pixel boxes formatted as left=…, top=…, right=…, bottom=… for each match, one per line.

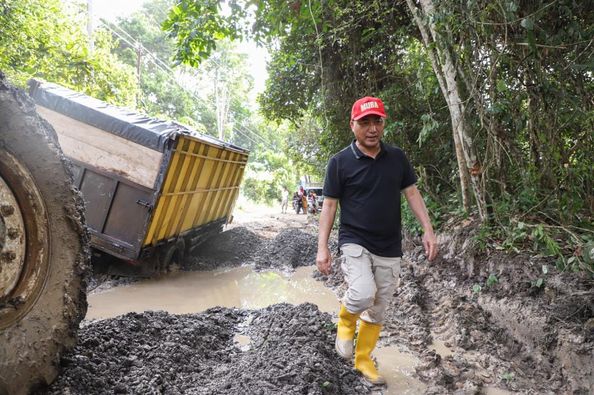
left=400, top=260, right=555, bottom=394
left=382, top=263, right=451, bottom=394
left=384, top=235, right=593, bottom=394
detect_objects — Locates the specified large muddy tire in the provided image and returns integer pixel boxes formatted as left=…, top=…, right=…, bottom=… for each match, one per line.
left=0, top=75, right=89, bottom=394
left=142, top=238, right=185, bottom=276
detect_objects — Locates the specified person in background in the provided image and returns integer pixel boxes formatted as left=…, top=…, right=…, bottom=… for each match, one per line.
left=292, top=191, right=303, bottom=214
left=316, top=96, right=438, bottom=385
left=281, top=187, right=289, bottom=214
left=298, top=186, right=307, bottom=214
left=307, top=190, right=318, bottom=214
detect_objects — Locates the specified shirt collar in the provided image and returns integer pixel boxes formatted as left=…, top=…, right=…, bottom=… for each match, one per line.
left=350, top=140, right=385, bottom=160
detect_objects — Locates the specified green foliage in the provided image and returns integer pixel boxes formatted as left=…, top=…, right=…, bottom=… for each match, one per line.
left=401, top=192, right=442, bottom=236
left=486, top=274, right=498, bottom=287
left=162, top=0, right=246, bottom=66
left=531, top=277, right=545, bottom=288
left=106, top=1, right=215, bottom=128
left=418, top=114, right=439, bottom=147
left=583, top=242, right=594, bottom=266
left=0, top=0, right=137, bottom=105
left=112, top=0, right=176, bottom=64
left=472, top=274, right=498, bottom=293
left=474, top=214, right=593, bottom=275
left=240, top=121, right=300, bottom=205
left=109, top=5, right=258, bottom=144
left=501, top=372, right=515, bottom=383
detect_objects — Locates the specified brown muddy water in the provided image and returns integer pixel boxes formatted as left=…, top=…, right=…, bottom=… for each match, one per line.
left=86, top=266, right=428, bottom=394
left=86, top=266, right=339, bottom=318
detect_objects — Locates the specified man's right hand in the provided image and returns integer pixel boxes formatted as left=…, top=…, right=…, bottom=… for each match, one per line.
left=316, top=246, right=332, bottom=275
left=316, top=197, right=337, bottom=275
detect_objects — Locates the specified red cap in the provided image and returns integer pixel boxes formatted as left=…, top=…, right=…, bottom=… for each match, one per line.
left=351, top=96, right=386, bottom=120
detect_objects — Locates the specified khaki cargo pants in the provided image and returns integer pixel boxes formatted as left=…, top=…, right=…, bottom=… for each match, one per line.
left=340, top=243, right=401, bottom=324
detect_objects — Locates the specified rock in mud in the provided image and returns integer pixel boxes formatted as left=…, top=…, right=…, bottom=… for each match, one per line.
left=42, top=304, right=369, bottom=394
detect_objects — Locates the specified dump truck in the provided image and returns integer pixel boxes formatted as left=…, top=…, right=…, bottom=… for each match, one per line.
left=0, top=74, right=248, bottom=393
left=28, top=79, right=249, bottom=274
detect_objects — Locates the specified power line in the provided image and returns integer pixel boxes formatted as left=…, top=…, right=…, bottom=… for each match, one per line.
left=98, top=20, right=276, bottom=151
left=232, top=127, right=260, bottom=147
left=100, top=17, right=271, bottom=146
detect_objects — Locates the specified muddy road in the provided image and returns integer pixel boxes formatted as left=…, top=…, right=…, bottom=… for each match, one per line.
left=42, top=204, right=593, bottom=394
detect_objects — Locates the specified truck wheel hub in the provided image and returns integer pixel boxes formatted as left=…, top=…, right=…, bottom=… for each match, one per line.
left=0, top=176, right=26, bottom=300
left=0, top=149, right=49, bottom=328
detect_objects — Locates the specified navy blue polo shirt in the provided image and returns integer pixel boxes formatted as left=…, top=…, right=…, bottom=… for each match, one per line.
left=323, top=140, right=417, bottom=257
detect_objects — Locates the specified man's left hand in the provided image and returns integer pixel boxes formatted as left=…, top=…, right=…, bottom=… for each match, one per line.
left=423, top=231, right=438, bottom=261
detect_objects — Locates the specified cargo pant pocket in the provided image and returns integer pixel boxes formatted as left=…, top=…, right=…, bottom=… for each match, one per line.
left=340, top=243, right=365, bottom=283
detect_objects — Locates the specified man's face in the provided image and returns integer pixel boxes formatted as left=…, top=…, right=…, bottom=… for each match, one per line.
left=350, top=115, right=385, bottom=150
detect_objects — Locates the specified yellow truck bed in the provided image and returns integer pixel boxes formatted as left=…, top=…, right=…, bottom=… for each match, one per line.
left=145, top=135, right=247, bottom=246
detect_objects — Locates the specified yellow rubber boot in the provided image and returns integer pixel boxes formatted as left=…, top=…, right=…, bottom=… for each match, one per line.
left=335, top=305, right=359, bottom=359
left=355, top=320, right=386, bottom=385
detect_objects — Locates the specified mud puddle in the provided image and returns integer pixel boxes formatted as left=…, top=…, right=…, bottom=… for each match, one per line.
left=87, top=266, right=339, bottom=320
left=375, top=345, right=426, bottom=394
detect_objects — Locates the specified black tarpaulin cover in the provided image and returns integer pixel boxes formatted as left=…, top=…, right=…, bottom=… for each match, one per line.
left=27, top=79, right=247, bottom=153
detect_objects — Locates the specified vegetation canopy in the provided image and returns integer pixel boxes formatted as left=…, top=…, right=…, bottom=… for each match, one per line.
left=164, top=0, right=593, bottom=273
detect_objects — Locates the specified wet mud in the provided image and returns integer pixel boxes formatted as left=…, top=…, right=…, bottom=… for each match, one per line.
left=44, top=214, right=592, bottom=394
left=378, top=227, right=593, bottom=394
left=187, top=227, right=326, bottom=272
left=43, top=305, right=370, bottom=395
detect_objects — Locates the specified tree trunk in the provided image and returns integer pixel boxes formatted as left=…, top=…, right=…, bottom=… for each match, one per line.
left=405, top=0, right=471, bottom=213
left=406, top=0, right=487, bottom=221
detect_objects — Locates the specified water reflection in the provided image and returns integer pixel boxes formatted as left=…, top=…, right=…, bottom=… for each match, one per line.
left=86, top=266, right=339, bottom=320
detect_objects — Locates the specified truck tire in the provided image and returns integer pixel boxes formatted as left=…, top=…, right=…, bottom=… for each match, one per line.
left=158, top=238, right=186, bottom=274
left=140, top=238, right=185, bottom=276
left=166, top=238, right=186, bottom=271
left=0, top=76, right=89, bottom=394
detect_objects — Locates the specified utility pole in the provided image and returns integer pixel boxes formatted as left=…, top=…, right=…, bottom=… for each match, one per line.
left=215, top=68, right=223, bottom=140
left=136, top=45, right=142, bottom=104
left=87, top=0, right=94, bottom=54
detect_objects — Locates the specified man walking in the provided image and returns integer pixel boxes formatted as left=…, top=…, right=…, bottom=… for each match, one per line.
left=316, top=96, right=438, bottom=385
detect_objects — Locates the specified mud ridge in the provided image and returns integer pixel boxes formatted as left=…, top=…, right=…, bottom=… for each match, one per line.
left=41, top=304, right=370, bottom=395
left=187, top=227, right=264, bottom=269
left=188, top=227, right=325, bottom=272
left=382, top=223, right=594, bottom=394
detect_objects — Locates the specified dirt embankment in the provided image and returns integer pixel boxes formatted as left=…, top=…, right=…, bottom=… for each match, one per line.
left=310, top=219, right=593, bottom=394
left=45, top=211, right=592, bottom=394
